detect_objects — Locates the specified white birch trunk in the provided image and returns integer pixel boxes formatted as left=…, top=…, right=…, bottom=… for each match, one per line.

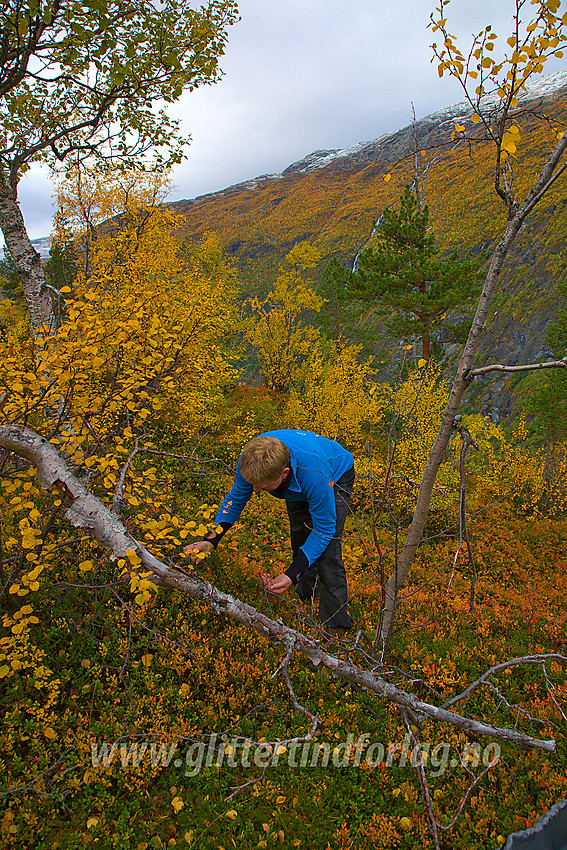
left=0, top=172, right=57, bottom=336
left=378, top=132, right=567, bottom=644
left=0, top=423, right=557, bottom=753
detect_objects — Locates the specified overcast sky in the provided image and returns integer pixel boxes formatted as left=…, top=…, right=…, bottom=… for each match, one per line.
left=17, top=0, right=567, bottom=240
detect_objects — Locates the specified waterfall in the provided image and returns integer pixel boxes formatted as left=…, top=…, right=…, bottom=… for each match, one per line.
left=352, top=213, right=384, bottom=272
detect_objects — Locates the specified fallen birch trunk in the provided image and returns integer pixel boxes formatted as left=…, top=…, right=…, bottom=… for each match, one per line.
left=0, top=423, right=558, bottom=754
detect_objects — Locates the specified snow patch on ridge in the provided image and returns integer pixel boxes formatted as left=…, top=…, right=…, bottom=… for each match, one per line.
left=31, top=237, right=51, bottom=260
left=277, top=70, right=567, bottom=178
left=180, top=69, right=567, bottom=204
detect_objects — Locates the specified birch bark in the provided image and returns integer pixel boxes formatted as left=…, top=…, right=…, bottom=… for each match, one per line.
left=0, top=171, right=57, bottom=336
left=378, top=131, right=567, bottom=644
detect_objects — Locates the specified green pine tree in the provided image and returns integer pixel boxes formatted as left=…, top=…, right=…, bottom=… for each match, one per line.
left=349, top=186, right=484, bottom=361
left=317, top=257, right=371, bottom=353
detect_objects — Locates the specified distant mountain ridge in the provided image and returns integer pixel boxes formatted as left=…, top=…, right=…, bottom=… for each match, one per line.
left=31, top=237, right=51, bottom=260
left=183, top=70, right=567, bottom=200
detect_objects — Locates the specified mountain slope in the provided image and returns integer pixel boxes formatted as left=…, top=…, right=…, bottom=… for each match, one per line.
left=170, top=72, right=567, bottom=420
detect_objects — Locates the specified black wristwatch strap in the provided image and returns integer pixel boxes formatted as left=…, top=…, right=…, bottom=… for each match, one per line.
left=203, top=521, right=232, bottom=549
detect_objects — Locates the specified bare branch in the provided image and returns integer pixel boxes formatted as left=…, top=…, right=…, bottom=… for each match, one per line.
left=442, top=654, right=567, bottom=710
left=400, top=710, right=441, bottom=850
left=0, top=423, right=559, bottom=754
left=436, top=757, right=496, bottom=831
left=112, top=436, right=140, bottom=516
left=0, top=749, right=79, bottom=802
left=470, top=359, right=567, bottom=378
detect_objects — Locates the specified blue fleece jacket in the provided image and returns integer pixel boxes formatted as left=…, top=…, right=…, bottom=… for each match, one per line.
left=213, top=430, right=354, bottom=582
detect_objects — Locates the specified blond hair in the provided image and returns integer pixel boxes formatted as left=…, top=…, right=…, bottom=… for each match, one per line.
left=239, top=435, right=290, bottom=485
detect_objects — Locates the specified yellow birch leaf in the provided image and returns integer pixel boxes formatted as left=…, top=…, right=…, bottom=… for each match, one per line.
left=171, top=797, right=184, bottom=813
left=43, top=727, right=57, bottom=740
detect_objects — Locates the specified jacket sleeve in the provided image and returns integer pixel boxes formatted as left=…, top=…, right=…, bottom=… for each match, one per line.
left=213, top=463, right=254, bottom=529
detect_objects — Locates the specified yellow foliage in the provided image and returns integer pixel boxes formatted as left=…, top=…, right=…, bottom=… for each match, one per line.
left=352, top=363, right=554, bottom=517
left=0, top=296, right=26, bottom=338
left=54, top=165, right=171, bottom=256
left=286, top=344, right=383, bottom=449
left=464, top=415, right=551, bottom=511
left=0, top=167, right=246, bottom=628
left=245, top=244, right=323, bottom=393
left=1, top=223, right=240, bottom=453
left=368, top=362, right=458, bottom=514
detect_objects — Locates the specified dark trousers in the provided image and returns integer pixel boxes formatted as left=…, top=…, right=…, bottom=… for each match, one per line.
left=286, top=466, right=354, bottom=630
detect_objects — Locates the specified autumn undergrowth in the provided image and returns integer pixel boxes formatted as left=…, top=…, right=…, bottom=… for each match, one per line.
left=1, top=443, right=566, bottom=850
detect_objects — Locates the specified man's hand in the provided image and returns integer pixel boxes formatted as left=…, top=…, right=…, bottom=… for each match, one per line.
left=262, top=572, right=292, bottom=594
left=183, top=540, right=214, bottom=566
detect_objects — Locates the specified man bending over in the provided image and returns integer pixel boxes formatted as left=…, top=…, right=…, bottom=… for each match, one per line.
left=184, top=430, right=354, bottom=633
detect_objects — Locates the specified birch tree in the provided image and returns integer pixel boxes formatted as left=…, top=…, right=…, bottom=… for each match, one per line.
left=378, top=0, right=567, bottom=643
left=0, top=0, right=238, bottom=337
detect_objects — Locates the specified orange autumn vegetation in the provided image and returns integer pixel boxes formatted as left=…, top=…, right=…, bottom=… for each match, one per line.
left=2, top=305, right=567, bottom=848
left=1, top=164, right=567, bottom=848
